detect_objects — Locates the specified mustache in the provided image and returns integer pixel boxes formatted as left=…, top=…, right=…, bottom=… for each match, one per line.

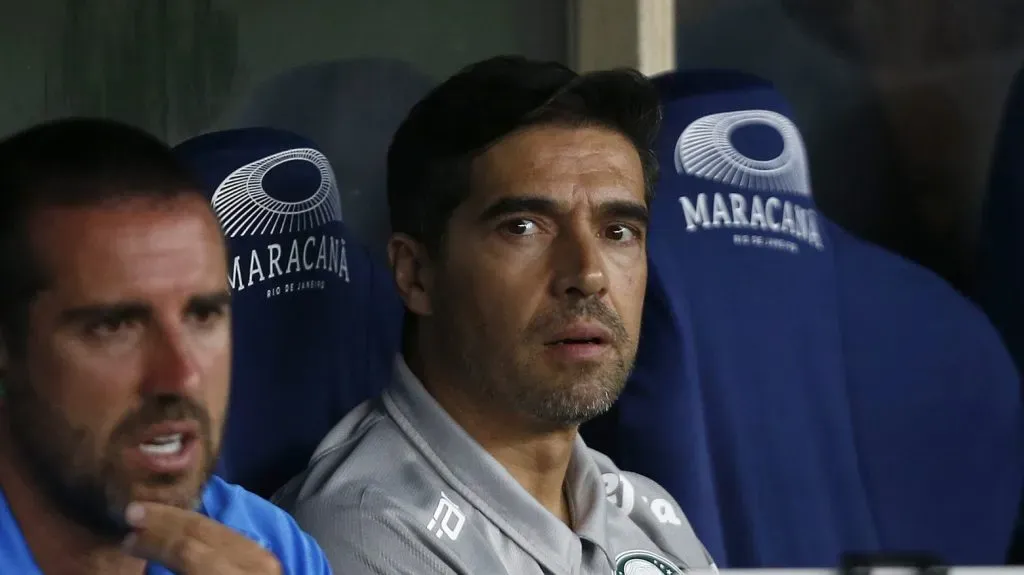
left=529, top=299, right=629, bottom=342
left=110, top=395, right=211, bottom=443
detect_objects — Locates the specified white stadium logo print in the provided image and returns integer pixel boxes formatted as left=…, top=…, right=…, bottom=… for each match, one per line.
left=674, top=109, right=810, bottom=196
left=211, top=147, right=343, bottom=238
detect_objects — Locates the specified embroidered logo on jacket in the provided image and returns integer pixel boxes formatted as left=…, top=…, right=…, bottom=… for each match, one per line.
left=614, top=550, right=682, bottom=574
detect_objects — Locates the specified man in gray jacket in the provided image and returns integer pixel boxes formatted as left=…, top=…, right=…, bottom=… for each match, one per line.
left=275, top=55, right=716, bottom=575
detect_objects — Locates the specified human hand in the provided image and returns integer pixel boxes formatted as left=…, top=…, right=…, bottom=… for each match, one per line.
left=122, top=501, right=282, bottom=574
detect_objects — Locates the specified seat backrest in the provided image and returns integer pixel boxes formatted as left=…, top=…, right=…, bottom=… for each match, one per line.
left=978, top=63, right=1024, bottom=563
left=175, top=127, right=402, bottom=497
left=980, top=65, right=1024, bottom=376
left=584, top=69, right=1023, bottom=567
left=832, top=219, right=1022, bottom=564
left=223, top=57, right=435, bottom=260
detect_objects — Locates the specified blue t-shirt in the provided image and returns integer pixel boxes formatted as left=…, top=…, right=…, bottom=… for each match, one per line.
left=0, top=475, right=332, bottom=574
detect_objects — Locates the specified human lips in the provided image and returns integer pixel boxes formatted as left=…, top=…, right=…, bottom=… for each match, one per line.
left=543, top=322, right=615, bottom=361
left=123, top=420, right=202, bottom=475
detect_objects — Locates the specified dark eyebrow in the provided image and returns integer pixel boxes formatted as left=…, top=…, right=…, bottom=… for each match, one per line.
left=188, top=290, right=232, bottom=312
left=478, top=196, right=561, bottom=223
left=477, top=195, right=649, bottom=227
left=59, top=302, right=151, bottom=326
left=58, top=290, right=232, bottom=326
left=598, top=200, right=649, bottom=227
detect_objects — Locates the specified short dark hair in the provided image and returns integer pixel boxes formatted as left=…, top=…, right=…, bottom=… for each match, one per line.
left=387, top=55, right=662, bottom=253
left=0, top=117, right=202, bottom=355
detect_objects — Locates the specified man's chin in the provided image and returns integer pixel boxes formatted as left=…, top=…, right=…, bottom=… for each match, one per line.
left=128, top=473, right=207, bottom=510
left=550, top=366, right=627, bottom=398
left=546, top=371, right=627, bottom=422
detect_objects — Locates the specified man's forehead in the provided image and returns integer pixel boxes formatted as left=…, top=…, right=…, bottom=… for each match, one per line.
left=28, top=196, right=227, bottom=299
left=31, top=194, right=214, bottom=240
left=32, top=192, right=209, bottom=221
left=483, top=124, right=639, bottom=168
left=470, top=125, right=645, bottom=203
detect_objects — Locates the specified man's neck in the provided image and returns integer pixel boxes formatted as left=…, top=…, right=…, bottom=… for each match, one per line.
left=0, top=433, right=146, bottom=575
left=406, top=348, right=578, bottom=525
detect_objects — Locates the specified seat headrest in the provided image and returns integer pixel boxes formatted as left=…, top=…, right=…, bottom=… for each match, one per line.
left=175, top=127, right=401, bottom=496
left=223, top=58, right=436, bottom=259
left=178, top=127, right=349, bottom=293
left=653, top=69, right=823, bottom=257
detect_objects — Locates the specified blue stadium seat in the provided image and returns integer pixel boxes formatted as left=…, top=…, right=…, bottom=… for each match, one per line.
left=175, top=127, right=403, bottom=497
left=833, top=218, right=1021, bottom=564
left=980, top=64, right=1024, bottom=384
left=978, top=63, right=1024, bottom=563
left=225, top=58, right=435, bottom=260
left=584, top=69, right=1022, bottom=567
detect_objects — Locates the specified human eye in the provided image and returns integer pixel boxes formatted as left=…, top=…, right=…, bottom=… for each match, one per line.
left=189, top=302, right=228, bottom=326
left=604, top=223, right=642, bottom=243
left=81, top=314, right=142, bottom=352
left=85, top=316, right=137, bottom=339
left=500, top=218, right=540, bottom=237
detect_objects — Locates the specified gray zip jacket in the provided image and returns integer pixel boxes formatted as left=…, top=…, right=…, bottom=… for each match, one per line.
left=275, top=356, right=716, bottom=575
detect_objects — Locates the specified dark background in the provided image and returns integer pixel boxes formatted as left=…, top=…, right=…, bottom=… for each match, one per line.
left=4, top=0, right=1020, bottom=294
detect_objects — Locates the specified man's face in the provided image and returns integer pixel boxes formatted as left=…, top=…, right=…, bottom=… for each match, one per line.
left=427, top=124, right=648, bottom=429
left=0, top=195, right=231, bottom=537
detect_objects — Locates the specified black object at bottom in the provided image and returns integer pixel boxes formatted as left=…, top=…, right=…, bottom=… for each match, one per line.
left=840, top=552, right=947, bottom=575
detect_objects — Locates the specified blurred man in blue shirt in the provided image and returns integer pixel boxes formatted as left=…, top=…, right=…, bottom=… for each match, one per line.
left=0, top=118, right=331, bottom=575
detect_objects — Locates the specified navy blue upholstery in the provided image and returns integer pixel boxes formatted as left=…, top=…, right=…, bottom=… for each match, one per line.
left=978, top=63, right=1024, bottom=563
left=584, top=69, right=1022, bottom=567
left=834, top=218, right=1022, bottom=564
left=980, top=65, right=1024, bottom=381
left=175, top=127, right=402, bottom=497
